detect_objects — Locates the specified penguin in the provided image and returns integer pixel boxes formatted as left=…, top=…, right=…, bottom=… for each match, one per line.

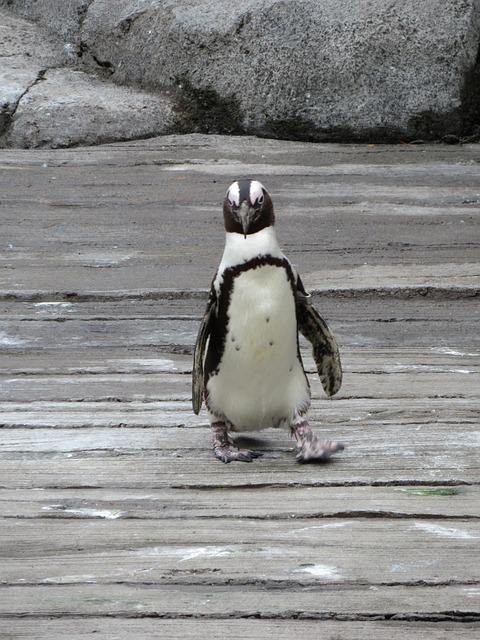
left=192, top=179, right=344, bottom=463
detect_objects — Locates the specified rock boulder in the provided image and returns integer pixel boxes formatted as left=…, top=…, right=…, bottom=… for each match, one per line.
left=0, top=9, right=175, bottom=148
left=2, top=0, right=480, bottom=145
left=0, top=0, right=94, bottom=42
left=79, top=0, right=480, bottom=141
left=3, top=67, right=175, bottom=149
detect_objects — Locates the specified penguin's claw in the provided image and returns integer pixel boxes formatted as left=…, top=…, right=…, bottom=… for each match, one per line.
left=211, top=420, right=262, bottom=463
left=215, top=446, right=262, bottom=464
left=296, top=440, right=345, bottom=463
left=291, top=420, right=344, bottom=463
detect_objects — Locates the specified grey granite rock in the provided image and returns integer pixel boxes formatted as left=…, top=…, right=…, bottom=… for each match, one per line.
left=78, top=0, right=480, bottom=141
left=2, top=0, right=480, bottom=145
left=0, top=0, right=93, bottom=42
left=3, top=67, right=175, bottom=148
left=0, top=10, right=68, bottom=141
left=0, top=9, right=175, bottom=148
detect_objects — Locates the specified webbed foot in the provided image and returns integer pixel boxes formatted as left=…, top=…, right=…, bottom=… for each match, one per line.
left=211, top=421, right=262, bottom=463
left=291, top=420, right=344, bottom=463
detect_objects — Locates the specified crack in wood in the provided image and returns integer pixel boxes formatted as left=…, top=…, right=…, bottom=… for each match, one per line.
left=0, top=285, right=478, bottom=303
left=1, top=611, right=479, bottom=622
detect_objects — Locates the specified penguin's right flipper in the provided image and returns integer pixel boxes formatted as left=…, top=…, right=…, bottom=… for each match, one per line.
left=296, top=287, right=342, bottom=398
left=192, top=288, right=217, bottom=414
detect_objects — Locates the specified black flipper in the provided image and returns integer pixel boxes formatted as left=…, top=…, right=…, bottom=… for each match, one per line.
left=295, top=277, right=342, bottom=397
left=192, top=288, right=217, bottom=414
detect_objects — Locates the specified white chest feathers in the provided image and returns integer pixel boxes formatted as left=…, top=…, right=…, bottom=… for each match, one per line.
left=207, top=263, right=310, bottom=431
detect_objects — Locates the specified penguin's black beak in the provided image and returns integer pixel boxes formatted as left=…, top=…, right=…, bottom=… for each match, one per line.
left=239, top=200, right=254, bottom=238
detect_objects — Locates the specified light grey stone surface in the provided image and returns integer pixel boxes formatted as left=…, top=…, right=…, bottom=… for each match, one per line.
left=0, top=0, right=93, bottom=42
left=79, top=0, right=480, bottom=140
left=0, top=9, right=175, bottom=148
left=0, top=11, right=67, bottom=142
left=1, top=0, right=480, bottom=146
left=3, top=67, right=175, bottom=148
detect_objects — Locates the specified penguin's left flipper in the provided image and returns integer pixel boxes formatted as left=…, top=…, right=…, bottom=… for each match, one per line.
left=296, top=286, right=342, bottom=397
left=192, top=289, right=216, bottom=414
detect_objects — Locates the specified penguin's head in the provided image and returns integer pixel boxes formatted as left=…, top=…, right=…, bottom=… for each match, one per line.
left=223, top=179, right=275, bottom=238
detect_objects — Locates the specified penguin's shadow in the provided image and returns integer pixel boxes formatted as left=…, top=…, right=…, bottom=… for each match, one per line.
left=233, top=435, right=270, bottom=450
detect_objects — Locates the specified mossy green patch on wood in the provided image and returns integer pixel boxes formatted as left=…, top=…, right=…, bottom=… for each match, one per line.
left=401, top=488, right=465, bottom=497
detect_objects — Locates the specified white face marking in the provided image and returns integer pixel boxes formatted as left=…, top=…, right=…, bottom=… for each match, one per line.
left=226, top=182, right=240, bottom=206
left=226, top=180, right=265, bottom=206
left=249, top=180, right=265, bottom=205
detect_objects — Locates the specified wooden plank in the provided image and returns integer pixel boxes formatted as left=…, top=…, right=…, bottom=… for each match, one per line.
left=1, top=344, right=479, bottom=369
left=1, top=518, right=479, bottom=586
left=0, top=363, right=478, bottom=401
left=0, top=583, right=477, bottom=618
left=0, top=396, right=478, bottom=429
left=1, top=305, right=479, bottom=353
left=2, top=295, right=477, bottom=321
left=0, top=458, right=477, bottom=488
left=0, top=411, right=478, bottom=482
left=1, top=405, right=478, bottom=449
left=3, top=516, right=478, bottom=555
left=3, top=619, right=480, bottom=640
left=1, top=486, right=478, bottom=519
left=1, top=348, right=479, bottom=404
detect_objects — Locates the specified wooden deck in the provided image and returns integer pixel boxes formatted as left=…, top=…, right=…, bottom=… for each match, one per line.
left=0, top=135, right=479, bottom=638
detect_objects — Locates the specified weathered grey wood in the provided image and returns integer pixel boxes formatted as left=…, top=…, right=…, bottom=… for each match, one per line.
left=1, top=136, right=479, bottom=294
left=3, top=619, right=480, bottom=640
left=1, top=416, right=478, bottom=452
left=0, top=352, right=478, bottom=401
left=1, top=517, right=479, bottom=587
left=3, top=515, right=479, bottom=553
left=0, top=457, right=478, bottom=489
left=0, top=393, right=478, bottom=426
left=0, top=137, right=479, bottom=634
left=1, top=298, right=479, bottom=352
left=0, top=392, right=478, bottom=487
left=0, top=583, right=477, bottom=618
left=0, top=486, right=478, bottom=518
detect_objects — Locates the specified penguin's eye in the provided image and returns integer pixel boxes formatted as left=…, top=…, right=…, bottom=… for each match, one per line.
left=227, top=197, right=235, bottom=206
left=257, top=194, right=264, bottom=205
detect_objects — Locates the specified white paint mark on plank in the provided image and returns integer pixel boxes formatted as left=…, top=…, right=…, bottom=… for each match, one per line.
left=121, top=358, right=178, bottom=371
left=390, top=559, right=437, bottom=573
left=413, top=523, right=479, bottom=540
left=42, top=575, right=98, bottom=584
left=295, top=564, right=342, bottom=579
left=0, top=331, right=24, bottom=346
left=136, top=546, right=233, bottom=560
left=34, top=302, right=73, bottom=310
left=349, top=413, right=372, bottom=421
left=136, top=545, right=292, bottom=562
left=387, top=364, right=476, bottom=374
left=433, top=347, right=480, bottom=357
left=179, top=547, right=233, bottom=562
left=74, top=251, right=134, bottom=268
left=291, top=522, right=352, bottom=533
left=42, top=505, right=125, bottom=519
